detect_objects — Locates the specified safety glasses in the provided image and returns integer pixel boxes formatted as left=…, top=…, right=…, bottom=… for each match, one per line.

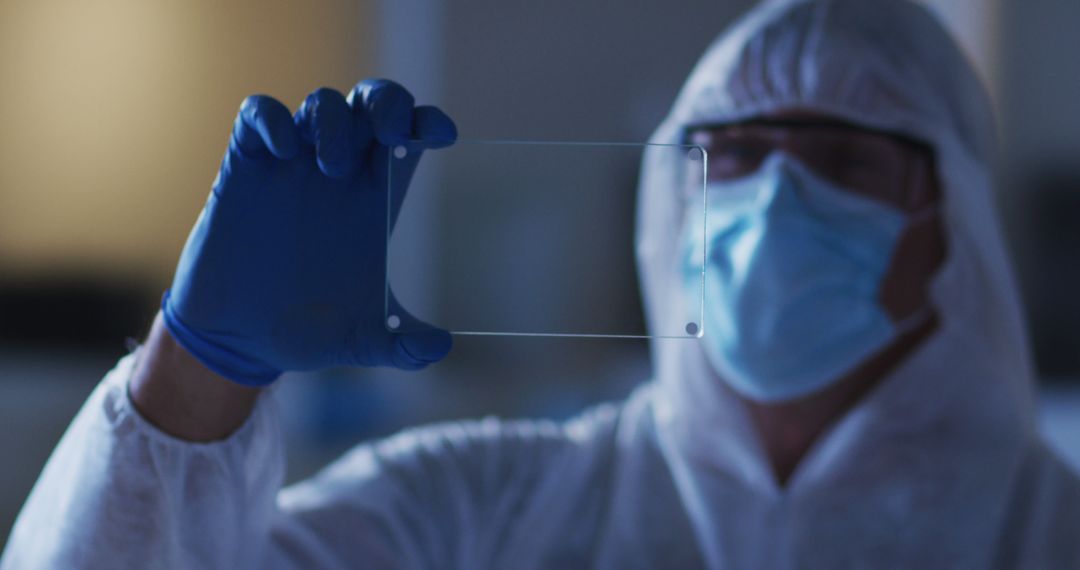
left=685, top=118, right=935, bottom=211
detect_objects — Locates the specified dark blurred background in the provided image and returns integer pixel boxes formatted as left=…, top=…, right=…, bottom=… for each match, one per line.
left=2, top=0, right=1079, bottom=548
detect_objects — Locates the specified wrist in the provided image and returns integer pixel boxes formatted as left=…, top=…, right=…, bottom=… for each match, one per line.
left=160, top=290, right=282, bottom=386
left=129, top=312, right=263, bottom=442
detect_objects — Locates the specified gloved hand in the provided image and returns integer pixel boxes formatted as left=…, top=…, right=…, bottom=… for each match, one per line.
left=162, top=79, right=455, bottom=386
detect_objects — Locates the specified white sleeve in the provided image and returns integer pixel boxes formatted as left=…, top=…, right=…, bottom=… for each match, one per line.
left=266, top=411, right=618, bottom=569
left=1, top=351, right=617, bottom=570
left=0, top=350, right=285, bottom=570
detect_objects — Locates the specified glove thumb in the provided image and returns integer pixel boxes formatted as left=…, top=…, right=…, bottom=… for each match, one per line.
left=390, top=328, right=453, bottom=370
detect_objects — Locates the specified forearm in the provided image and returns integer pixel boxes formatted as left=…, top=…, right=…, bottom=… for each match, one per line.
left=2, top=342, right=285, bottom=569
left=130, top=312, right=262, bottom=442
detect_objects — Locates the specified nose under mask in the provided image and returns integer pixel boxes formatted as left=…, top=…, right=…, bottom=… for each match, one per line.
left=680, top=153, right=934, bottom=402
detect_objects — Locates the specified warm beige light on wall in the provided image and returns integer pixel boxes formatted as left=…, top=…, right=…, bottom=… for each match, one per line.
left=0, top=0, right=373, bottom=290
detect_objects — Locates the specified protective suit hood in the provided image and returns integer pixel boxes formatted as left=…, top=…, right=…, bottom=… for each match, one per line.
left=636, top=0, right=1057, bottom=564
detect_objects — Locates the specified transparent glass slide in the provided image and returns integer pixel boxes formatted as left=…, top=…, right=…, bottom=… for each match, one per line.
left=384, top=140, right=706, bottom=338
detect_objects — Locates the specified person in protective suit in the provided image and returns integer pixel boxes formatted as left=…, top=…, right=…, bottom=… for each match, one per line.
left=4, top=0, right=1079, bottom=567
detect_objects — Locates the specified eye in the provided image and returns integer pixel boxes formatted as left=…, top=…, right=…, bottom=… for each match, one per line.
left=801, top=138, right=894, bottom=189
left=708, top=140, right=770, bottom=180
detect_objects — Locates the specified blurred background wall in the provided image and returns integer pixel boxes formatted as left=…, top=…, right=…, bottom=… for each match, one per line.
left=2, top=0, right=1079, bottom=549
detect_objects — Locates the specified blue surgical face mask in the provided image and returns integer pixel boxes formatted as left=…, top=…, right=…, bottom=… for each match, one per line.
left=680, top=153, right=933, bottom=402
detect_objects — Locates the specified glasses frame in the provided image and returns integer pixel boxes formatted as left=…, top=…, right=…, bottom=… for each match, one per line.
left=683, top=117, right=938, bottom=211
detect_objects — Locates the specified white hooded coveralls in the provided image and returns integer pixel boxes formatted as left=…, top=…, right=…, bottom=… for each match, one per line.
left=4, top=0, right=1080, bottom=567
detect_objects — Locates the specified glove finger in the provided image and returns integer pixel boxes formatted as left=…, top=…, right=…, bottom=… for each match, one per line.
left=383, top=294, right=453, bottom=367
left=233, top=95, right=300, bottom=160
left=349, top=79, right=415, bottom=147
left=394, top=329, right=453, bottom=366
left=348, top=329, right=446, bottom=370
left=411, top=105, right=457, bottom=149
left=295, top=87, right=355, bottom=179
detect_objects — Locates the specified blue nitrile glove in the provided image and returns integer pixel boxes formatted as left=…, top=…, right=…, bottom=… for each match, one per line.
left=161, top=79, right=455, bottom=386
